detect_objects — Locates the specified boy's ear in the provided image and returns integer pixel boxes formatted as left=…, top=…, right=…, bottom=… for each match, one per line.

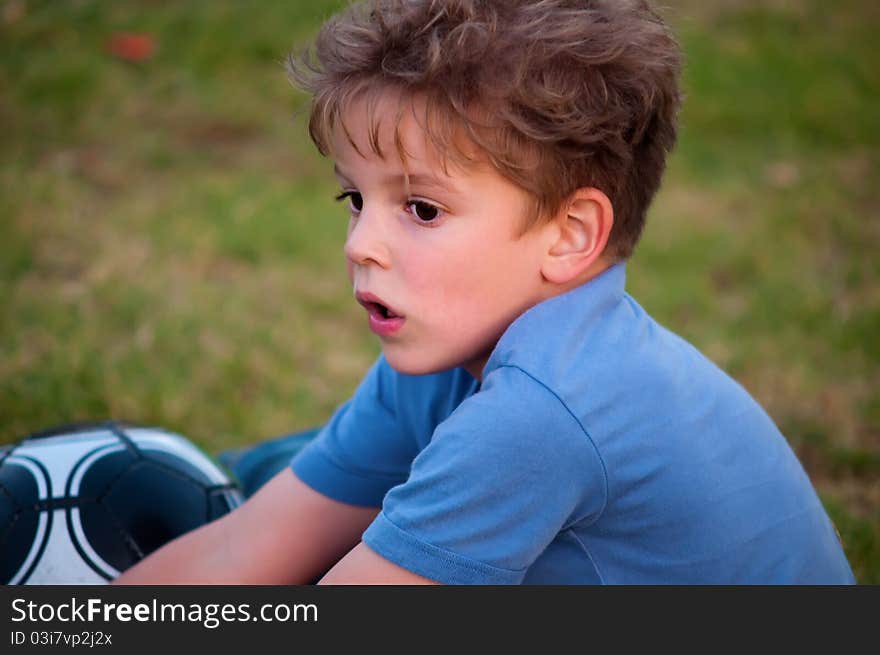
left=541, top=187, right=614, bottom=285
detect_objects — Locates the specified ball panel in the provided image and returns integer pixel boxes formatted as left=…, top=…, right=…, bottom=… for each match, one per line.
left=128, top=429, right=231, bottom=485
left=71, top=502, right=129, bottom=578
left=26, top=510, right=107, bottom=585
left=0, top=457, right=39, bottom=508
left=0, top=461, right=40, bottom=584
left=70, top=447, right=137, bottom=499
left=1, top=456, right=52, bottom=585
left=137, top=450, right=214, bottom=487
left=101, top=461, right=212, bottom=565
left=6, top=511, right=50, bottom=585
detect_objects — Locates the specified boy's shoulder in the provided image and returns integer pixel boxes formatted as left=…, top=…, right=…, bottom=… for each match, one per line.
left=482, top=261, right=780, bottom=458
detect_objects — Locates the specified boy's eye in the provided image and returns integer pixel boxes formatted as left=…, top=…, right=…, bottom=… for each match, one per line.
left=407, top=200, right=441, bottom=223
left=334, top=191, right=363, bottom=213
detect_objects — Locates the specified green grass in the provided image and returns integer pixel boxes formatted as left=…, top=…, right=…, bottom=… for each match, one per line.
left=1, top=0, right=877, bottom=582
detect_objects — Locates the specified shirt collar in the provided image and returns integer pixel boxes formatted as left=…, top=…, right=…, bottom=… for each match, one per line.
left=484, top=262, right=628, bottom=374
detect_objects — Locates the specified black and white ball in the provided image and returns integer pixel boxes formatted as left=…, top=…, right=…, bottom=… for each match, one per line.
left=0, top=422, right=243, bottom=584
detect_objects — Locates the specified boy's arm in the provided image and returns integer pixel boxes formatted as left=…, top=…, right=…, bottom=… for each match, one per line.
left=318, top=542, right=438, bottom=585
left=112, top=468, right=379, bottom=585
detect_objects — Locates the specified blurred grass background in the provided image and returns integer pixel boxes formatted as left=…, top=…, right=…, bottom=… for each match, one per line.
left=0, top=0, right=877, bottom=582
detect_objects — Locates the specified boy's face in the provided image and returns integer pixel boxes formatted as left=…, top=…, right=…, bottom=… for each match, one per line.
left=332, top=94, right=552, bottom=379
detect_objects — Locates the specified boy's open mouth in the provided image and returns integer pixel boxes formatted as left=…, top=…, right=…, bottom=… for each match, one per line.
left=363, top=300, right=400, bottom=320
left=355, top=292, right=405, bottom=337
left=355, top=292, right=403, bottom=318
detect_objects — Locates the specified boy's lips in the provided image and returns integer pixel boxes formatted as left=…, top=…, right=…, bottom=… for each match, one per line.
left=355, top=291, right=405, bottom=337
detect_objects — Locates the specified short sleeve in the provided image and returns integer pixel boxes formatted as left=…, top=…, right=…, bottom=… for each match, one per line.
left=362, top=365, right=607, bottom=584
left=291, top=355, right=417, bottom=506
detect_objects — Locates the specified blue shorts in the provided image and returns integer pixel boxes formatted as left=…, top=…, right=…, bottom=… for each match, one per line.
left=217, top=429, right=319, bottom=498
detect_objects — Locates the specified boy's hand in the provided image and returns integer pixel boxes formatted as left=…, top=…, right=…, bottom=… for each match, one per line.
left=113, top=468, right=379, bottom=584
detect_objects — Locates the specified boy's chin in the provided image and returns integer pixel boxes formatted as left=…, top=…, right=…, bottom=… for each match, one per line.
left=382, top=346, right=487, bottom=379
left=381, top=349, right=459, bottom=377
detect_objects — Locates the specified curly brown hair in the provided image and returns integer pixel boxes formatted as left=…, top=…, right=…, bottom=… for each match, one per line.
left=288, top=0, right=682, bottom=259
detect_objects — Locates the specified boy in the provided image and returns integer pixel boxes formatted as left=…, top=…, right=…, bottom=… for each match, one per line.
left=115, top=0, right=855, bottom=584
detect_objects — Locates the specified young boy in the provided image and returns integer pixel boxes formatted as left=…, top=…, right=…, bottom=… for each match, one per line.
left=115, top=0, right=855, bottom=584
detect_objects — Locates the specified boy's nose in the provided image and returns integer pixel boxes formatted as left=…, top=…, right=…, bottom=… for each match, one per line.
left=343, top=208, right=392, bottom=269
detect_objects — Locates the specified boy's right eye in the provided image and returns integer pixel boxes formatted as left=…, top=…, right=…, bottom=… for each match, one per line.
left=334, top=191, right=363, bottom=213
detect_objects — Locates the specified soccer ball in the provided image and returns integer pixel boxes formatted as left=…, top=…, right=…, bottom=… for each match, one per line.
left=0, top=422, right=243, bottom=585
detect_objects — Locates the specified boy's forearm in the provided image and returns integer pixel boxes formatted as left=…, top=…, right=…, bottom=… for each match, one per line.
left=111, top=469, right=380, bottom=585
left=112, top=515, right=234, bottom=585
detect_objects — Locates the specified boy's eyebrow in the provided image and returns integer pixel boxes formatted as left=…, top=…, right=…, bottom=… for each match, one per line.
left=333, top=164, right=460, bottom=194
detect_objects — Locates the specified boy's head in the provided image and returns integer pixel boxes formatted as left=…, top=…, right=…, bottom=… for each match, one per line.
left=288, top=0, right=682, bottom=378
left=291, top=0, right=682, bottom=260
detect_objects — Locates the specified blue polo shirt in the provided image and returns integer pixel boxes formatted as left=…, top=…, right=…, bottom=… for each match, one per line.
left=292, top=264, right=855, bottom=584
